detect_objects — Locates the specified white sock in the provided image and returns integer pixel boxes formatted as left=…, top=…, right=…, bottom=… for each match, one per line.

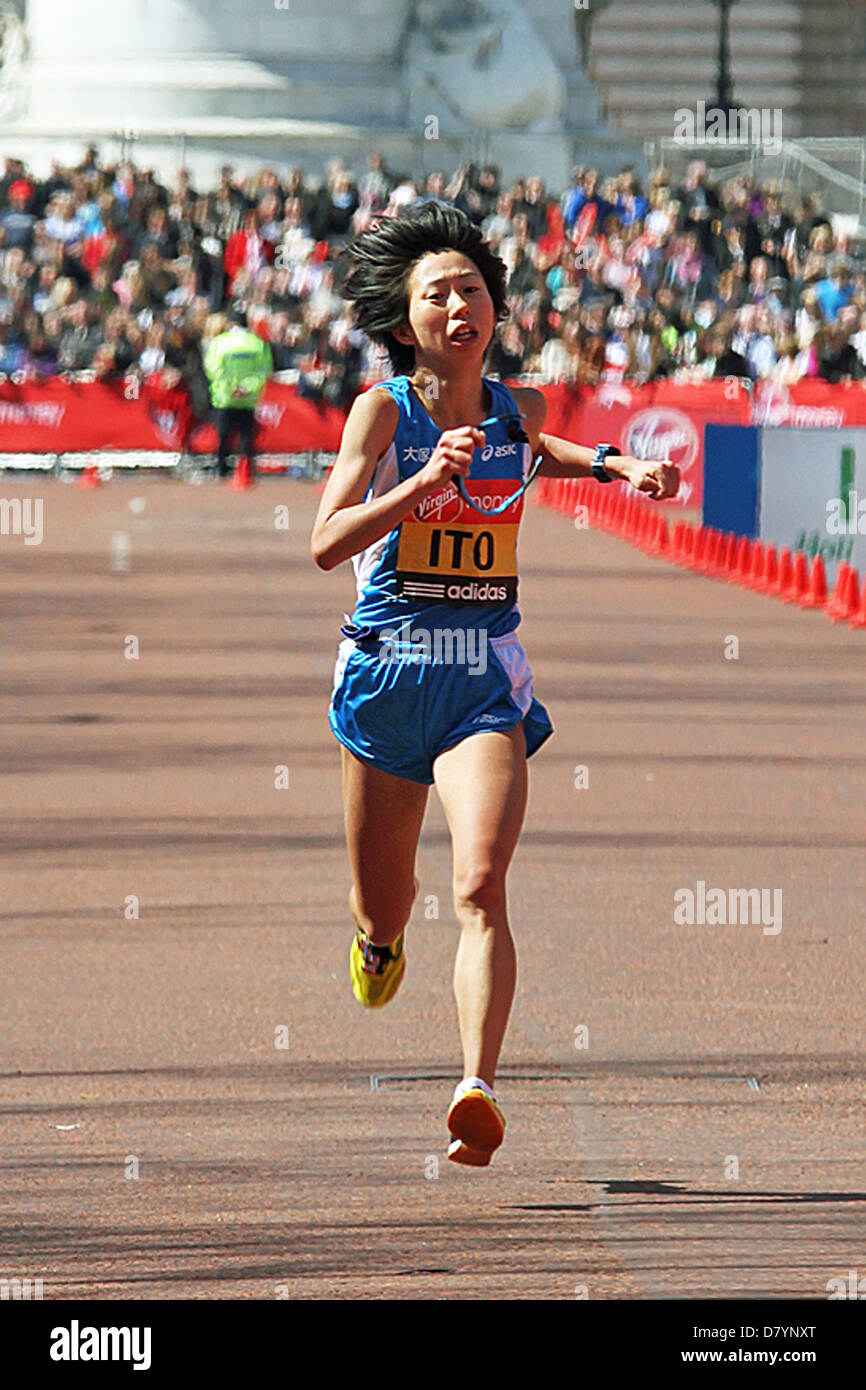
left=454, top=1075, right=496, bottom=1104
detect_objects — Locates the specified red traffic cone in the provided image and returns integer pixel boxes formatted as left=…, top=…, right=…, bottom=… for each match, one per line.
left=747, top=540, right=767, bottom=592
left=773, top=547, right=793, bottom=597
left=648, top=515, right=669, bottom=557
left=800, top=554, right=828, bottom=610
left=826, top=563, right=850, bottom=622
left=785, top=549, right=810, bottom=604
left=77, top=464, right=101, bottom=489
left=692, top=525, right=708, bottom=571
left=764, top=545, right=779, bottom=593
left=847, top=570, right=866, bottom=628
left=716, top=531, right=735, bottom=576
left=229, top=455, right=255, bottom=490
left=701, top=528, right=719, bottom=576
left=728, top=535, right=750, bottom=584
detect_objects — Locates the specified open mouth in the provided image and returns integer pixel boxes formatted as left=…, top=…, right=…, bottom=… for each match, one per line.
left=449, top=325, right=478, bottom=344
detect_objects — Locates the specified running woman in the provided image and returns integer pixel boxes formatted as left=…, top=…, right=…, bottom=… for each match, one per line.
left=311, top=203, right=679, bottom=1166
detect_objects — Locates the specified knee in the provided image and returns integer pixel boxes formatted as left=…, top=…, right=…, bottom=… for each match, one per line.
left=453, top=865, right=507, bottom=923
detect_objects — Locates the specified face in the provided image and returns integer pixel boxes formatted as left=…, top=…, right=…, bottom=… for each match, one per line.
left=397, top=250, right=495, bottom=367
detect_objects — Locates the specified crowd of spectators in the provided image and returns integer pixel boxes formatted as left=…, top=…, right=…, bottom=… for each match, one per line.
left=2, top=145, right=866, bottom=432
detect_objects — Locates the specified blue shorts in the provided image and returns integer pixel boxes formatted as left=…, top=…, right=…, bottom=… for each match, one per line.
left=329, top=628, right=554, bottom=785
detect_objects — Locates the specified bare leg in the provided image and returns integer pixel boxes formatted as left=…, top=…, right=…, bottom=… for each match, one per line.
left=341, top=746, right=429, bottom=946
left=432, top=725, right=528, bottom=1089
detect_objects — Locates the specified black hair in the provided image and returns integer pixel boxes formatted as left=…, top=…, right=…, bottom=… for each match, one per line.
left=341, top=202, right=509, bottom=375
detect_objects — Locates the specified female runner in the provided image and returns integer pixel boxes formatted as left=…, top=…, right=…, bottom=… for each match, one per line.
left=311, top=203, right=678, bottom=1165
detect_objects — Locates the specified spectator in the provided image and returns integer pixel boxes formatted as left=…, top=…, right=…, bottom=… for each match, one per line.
left=1, top=180, right=36, bottom=250
left=815, top=259, right=854, bottom=323
left=0, top=145, right=863, bottom=410
left=309, top=163, right=359, bottom=243
left=818, top=320, right=865, bottom=382
left=358, top=151, right=393, bottom=213
left=203, top=304, right=273, bottom=478
left=223, top=209, right=274, bottom=300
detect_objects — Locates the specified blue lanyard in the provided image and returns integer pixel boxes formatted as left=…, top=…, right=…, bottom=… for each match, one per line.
left=452, top=413, right=543, bottom=517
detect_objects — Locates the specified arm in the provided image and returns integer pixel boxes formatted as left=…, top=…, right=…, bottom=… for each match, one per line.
left=511, top=386, right=680, bottom=501
left=310, top=388, right=484, bottom=571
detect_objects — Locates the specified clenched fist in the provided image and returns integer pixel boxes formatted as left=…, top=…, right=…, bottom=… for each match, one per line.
left=619, top=456, right=680, bottom=501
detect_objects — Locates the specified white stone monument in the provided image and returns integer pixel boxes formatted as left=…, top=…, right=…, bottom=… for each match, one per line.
left=1, top=0, right=638, bottom=184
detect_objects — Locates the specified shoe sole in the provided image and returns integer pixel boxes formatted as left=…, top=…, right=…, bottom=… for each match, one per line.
left=447, top=1137, right=494, bottom=1167
left=446, top=1091, right=505, bottom=1157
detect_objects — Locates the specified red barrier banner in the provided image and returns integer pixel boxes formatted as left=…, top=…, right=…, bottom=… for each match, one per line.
left=3, top=378, right=866, bottom=509
left=534, top=380, right=866, bottom=509
left=0, top=378, right=347, bottom=455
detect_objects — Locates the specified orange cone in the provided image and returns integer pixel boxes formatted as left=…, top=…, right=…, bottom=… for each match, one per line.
left=764, top=546, right=779, bottom=593
left=728, top=535, right=750, bottom=584
left=773, top=547, right=793, bottom=597
left=799, top=554, right=828, bottom=610
left=77, top=464, right=101, bottom=489
left=846, top=570, right=865, bottom=628
left=648, top=515, right=669, bottom=557
left=692, top=526, right=708, bottom=571
left=739, top=537, right=755, bottom=584
left=747, top=540, right=767, bottom=592
left=826, top=563, right=852, bottom=622
left=785, top=549, right=810, bottom=604
left=701, top=528, right=718, bottom=576
left=716, top=531, right=734, bottom=576
left=229, top=455, right=255, bottom=490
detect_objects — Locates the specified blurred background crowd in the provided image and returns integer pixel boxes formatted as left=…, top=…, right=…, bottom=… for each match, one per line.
left=2, top=146, right=866, bottom=429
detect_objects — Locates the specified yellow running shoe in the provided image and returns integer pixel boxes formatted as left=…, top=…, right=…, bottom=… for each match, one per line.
left=446, top=1086, right=505, bottom=1166
left=349, top=929, right=405, bottom=1008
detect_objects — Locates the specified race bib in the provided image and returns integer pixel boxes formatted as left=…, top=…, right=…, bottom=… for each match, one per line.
left=396, top=480, right=522, bottom=604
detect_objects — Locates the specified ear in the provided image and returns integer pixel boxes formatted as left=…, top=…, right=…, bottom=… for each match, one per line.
left=392, top=321, right=415, bottom=347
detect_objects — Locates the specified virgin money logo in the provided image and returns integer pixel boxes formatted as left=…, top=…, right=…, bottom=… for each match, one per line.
left=753, top=383, right=843, bottom=429
left=625, top=408, right=699, bottom=468
left=414, top=484, right=462, bottom=523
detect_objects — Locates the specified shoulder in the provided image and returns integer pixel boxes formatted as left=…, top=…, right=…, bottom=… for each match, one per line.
left=342, top=383, right=401, bottom=453
left=507, top=384, right=548, bottom=437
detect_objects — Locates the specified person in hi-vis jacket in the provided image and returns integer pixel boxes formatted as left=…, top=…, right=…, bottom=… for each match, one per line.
left=204, top=306, right=273, bottom=478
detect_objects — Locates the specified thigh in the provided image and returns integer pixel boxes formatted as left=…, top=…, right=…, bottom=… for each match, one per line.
left=341, top=745, right=429, bottom=920
left=433, top=725, right=528, bottom=893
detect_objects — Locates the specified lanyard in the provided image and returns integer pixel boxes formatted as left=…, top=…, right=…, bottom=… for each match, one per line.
left=452, top=412, right=543, bottom=517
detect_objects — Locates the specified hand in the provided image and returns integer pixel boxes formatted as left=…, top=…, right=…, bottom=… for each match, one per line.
left=418, top=425, right=485, bottom=493
left=619, top=455, right=680, bottom=500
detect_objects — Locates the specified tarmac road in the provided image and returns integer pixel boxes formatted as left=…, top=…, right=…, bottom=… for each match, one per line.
left=1, top=475, right=864, bottom=1300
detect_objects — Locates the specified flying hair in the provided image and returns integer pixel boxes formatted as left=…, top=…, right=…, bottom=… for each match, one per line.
left=341, top=202, right=509, bottom=374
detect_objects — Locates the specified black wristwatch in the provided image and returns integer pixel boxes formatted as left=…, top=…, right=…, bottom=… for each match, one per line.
left=591, top=443, right=621, bottom=483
